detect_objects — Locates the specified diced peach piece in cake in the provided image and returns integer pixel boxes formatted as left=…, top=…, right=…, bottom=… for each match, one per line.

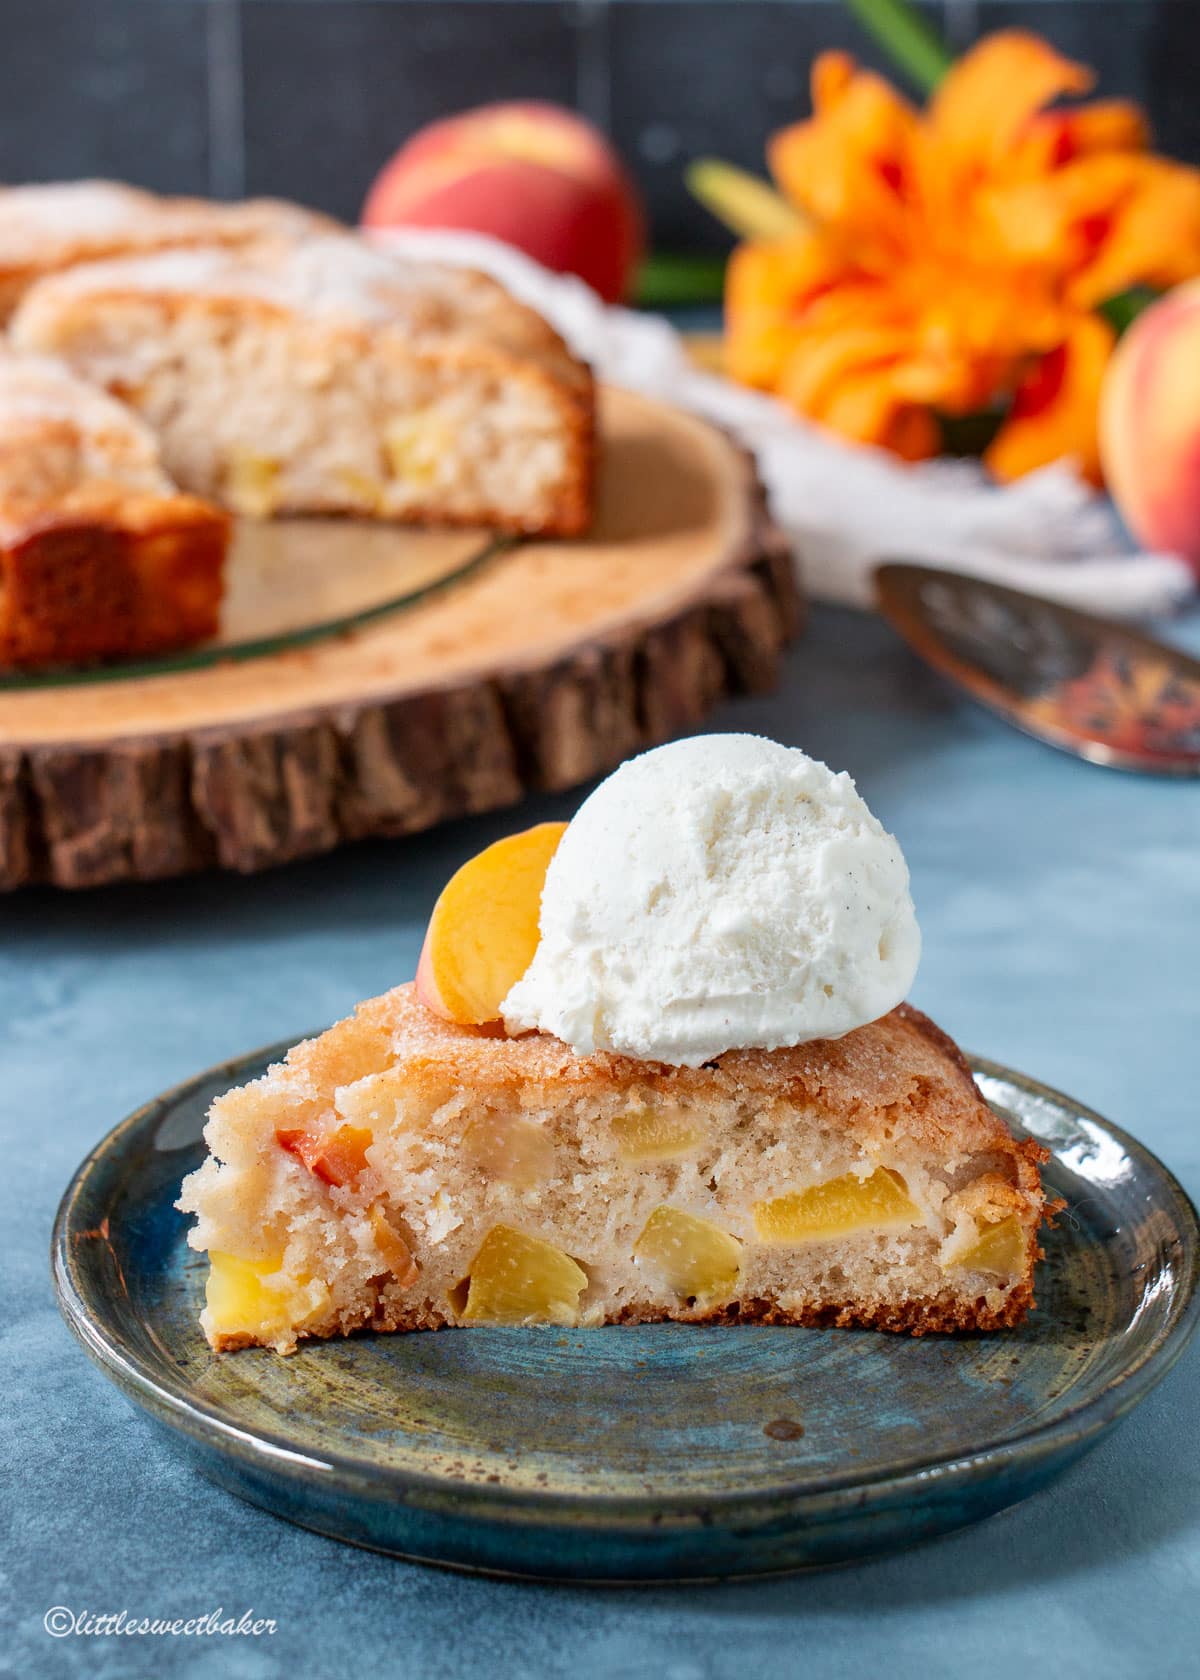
left=450, top=1225, right=589, bottom=1325
left=633, top=1207, right=742, bottom=1307
left=753, top=1168, right=923, bottom=1244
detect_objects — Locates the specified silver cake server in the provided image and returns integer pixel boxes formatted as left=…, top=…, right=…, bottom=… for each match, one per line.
left=875, top=563, right=1200, bottom=775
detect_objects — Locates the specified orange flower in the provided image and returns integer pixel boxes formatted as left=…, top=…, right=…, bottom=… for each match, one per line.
left=724, top=30, right=1200, bottom=480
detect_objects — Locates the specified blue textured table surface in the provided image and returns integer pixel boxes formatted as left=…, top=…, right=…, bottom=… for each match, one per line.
left=5, top=602, right=1198, bottom=1680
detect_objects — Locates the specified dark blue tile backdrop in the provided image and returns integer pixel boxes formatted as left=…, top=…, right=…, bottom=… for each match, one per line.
left=1, top=0, right=1197, bottom=250
left=240, top=3, right=580, bottom=218
left=0, top=0, right=212, bottom=195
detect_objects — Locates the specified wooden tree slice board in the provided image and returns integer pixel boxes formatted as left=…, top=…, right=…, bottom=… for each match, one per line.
left=0, top=386, right=803, bottom=889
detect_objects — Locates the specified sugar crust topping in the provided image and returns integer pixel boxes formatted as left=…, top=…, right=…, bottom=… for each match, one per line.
left=20, top=234, right=504, bottom=334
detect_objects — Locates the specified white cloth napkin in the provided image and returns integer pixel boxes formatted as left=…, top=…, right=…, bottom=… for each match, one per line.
left=373, top=228, right=1195, bottom=618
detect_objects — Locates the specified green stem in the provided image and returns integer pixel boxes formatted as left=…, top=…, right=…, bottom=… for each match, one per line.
left=686, top=160, right=805, bottom=241
left=1096, top=285, right=1160, bottom=338
left=846, top=0, right=955, bottom=95
left=635, top=254, right=728, bottom=309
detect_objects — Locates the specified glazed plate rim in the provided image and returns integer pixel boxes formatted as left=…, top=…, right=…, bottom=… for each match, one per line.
left=52, top=1039, right=1200, bottom=1528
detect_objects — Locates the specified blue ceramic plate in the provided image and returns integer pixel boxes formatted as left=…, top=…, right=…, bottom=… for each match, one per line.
left=52, top=1044, right=1199, bottom=1582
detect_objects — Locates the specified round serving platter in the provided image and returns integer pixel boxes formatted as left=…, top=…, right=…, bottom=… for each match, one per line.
left=0, top=386, right=801, bottom=890
left=52, top=1046, right=1199, bottom=1582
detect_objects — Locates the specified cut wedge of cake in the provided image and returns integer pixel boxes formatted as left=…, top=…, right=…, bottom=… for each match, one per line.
left=11, top=234, right=595, bottom=535
left=0, top=352, right=228, bottom=666
left=177, top=982, right=1053, bottom=1352
left=0, top=179, right=334, bottom=321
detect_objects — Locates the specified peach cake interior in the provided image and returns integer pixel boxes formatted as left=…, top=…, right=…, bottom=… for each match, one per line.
left=178, top=983, right=1053, bottom=1351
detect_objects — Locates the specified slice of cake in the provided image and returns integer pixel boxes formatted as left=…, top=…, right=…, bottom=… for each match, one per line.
left=178, top=736, right=1055, bottom=1353
left=0, top=179, right=333, bottom=321
left=11, top=234, right=595, bottom=535
left=177, top=983, right=1051, bottom=1352
left=0, top=352, right=228, bottom=667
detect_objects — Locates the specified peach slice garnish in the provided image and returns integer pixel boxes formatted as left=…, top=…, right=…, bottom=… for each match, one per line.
left=415, top=821, right=567, bottom=1026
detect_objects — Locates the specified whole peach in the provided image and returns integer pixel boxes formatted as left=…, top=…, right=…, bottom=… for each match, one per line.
left=361, top=101, right=644, bottom=304
left=1100, top=282, right=1200, bottom=576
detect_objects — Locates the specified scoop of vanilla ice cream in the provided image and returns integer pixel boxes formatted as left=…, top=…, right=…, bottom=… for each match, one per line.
left=501, top=734, right=920, bottom=1066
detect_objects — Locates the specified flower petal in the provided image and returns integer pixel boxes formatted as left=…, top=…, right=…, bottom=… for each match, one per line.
left=777, top=319, right=911, bottom=415
left=770, top=53, right=920, bottom=263
left=812, top=50, right=855, bottom=114
left=724, top=234, right=852, bottom=387
left=979, top=153, right=1135, bottom=271
left=985, top=313, right=1115, bottom=483
left=1032, top=100, right=1149, bottom=167
left=929, top=30, right=1092, bottom=172
left=817, top=368, right=939, bottom=460
left=1069, top=159, right=1200, bottom=305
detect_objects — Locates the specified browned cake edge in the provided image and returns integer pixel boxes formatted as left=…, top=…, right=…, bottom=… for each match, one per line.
left=0, top=493, right=229, bottom=667
left=210, top=1278, right=1040, bottom=1351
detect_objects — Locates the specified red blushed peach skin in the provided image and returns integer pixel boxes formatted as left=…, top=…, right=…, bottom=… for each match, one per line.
left=361, top=101, right=644, bottom=304
left=415, top=821, right=568, bottom=1026
left=276, top=1125, right=372, bottom=1188
left=1100, top=281, right=1200, bottom=576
